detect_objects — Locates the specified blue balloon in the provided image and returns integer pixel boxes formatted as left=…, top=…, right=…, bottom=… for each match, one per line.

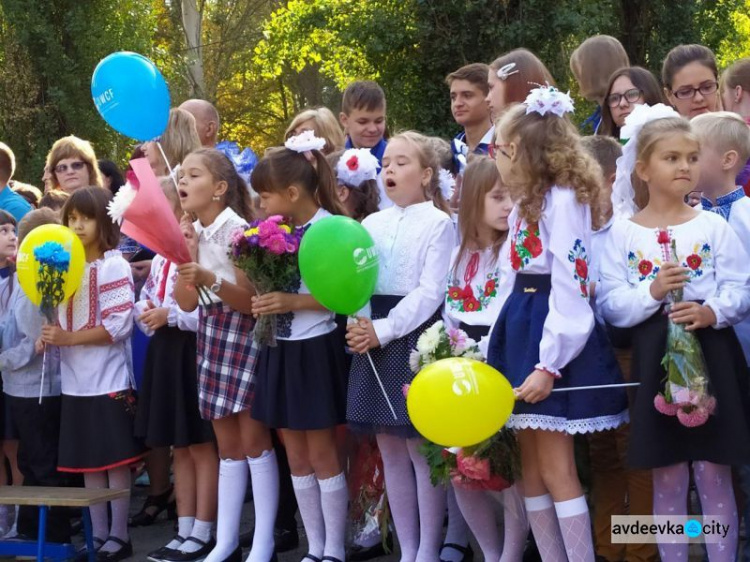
left=91, top=52, right=170, bottom=142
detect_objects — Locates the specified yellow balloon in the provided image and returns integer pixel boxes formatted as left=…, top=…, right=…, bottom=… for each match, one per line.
left=16, top=225, right=86, bottom=306
left=407, top=358, right=515, bottom=447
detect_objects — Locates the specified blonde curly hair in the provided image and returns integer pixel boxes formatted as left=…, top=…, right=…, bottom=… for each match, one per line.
left=497, top=104, right=604, bottom=229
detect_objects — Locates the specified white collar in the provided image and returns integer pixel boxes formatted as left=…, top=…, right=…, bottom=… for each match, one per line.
left=194, top=207, right=236, bottom=239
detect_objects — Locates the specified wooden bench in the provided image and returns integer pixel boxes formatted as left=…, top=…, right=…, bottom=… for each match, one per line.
left=0, top=486, right=129, bottom=562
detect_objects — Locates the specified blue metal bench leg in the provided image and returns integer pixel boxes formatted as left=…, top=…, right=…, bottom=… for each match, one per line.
left=37, top=505, right=47, bottom=562
left=82, top=507, right=95, bottom=562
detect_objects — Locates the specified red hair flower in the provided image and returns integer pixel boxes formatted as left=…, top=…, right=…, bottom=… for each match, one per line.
left=346, top=155, right=359, bottom=171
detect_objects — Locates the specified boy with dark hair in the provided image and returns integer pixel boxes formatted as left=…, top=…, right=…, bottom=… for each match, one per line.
left=446, top=63, right=493, bottom=156
left=0, top=143, right=32, bottom=223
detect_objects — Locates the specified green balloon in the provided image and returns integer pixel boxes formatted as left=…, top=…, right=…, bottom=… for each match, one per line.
left=299, top=215, right=379, bottom=315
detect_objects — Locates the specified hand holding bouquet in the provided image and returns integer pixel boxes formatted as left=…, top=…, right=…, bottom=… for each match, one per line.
left=230, top=215, right=304, bottom=346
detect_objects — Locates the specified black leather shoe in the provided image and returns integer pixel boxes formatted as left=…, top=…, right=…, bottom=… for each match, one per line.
left=239, top=527, right=298, bottom=553
left=439, top=542, right=473, bottom=562
left=160, top=537, right=217, bottom=561
left=96, top=537, right=133, bottom=562
left=348, top=534, right=393, bottom=561
left=147, top=536, right=186, bottom=562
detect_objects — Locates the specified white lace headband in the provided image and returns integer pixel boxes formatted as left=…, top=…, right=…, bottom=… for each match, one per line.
left=284, top=130, right=326, bottom=163
left=336, top=148, right=378, bottom=188
left=524, top=85, right=574, bottom=118
left=612, top=103, right=681, bottom=219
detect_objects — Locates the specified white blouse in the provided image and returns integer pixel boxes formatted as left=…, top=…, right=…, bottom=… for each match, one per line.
left=135, top=255, right=199, bottom=336
left=277, top=208, right=337, bottom=341
left=597, top=211, right=750, bottom=329
left=496, top=186, right=595, bottom=376
left=444, top=243, right=505, bottom=329
left=362, top=201, right=455, bottom=346
left=195, top=207, right=245, bottom=303
left=58, top=251, right=135, bottom=396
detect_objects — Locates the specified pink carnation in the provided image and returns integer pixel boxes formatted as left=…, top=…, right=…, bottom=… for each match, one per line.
left=677, top=407, right=709, bottom=428
left=456, top=451, right=490, bottom=481
left=265, top=234, right=287, bottom=255
left=258, top=220, right=280, bottom=239
left=654, top=394, right=679, bottom=416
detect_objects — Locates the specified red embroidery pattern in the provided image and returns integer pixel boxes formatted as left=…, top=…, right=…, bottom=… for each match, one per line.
left=102, top=302, right=134, bottom=320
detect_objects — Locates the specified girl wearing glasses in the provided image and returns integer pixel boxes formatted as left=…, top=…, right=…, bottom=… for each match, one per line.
left=662, top=44, right=720, bottom=119
left=44, top=136, right=103, bottom=194
left=599, top=67, right=665, bottom=138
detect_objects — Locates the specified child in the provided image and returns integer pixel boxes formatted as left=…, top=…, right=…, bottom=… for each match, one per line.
left=445, top=63, right=494, bottom=155
left=719, top=57, right=750, bottom=194
left=486, top=87, right=628, bottom=561
left=249, top=133, right=349, bottom=562
left=662, top=44, right=719, bottom=119
left=0, top=142, right=32, bottom=223
left=134, top=179, right=217, bottom=562
left=327, top=148, right=381, bottom=220
left=443, top=157, right=525, bottom=562
left=347, top=131, right=455, bottom=562
left=581, top=136, right=658, bottom=562
left=0, top=208, right=70, bottom=543
left=40, top=187, right=144, bottom=561
left=39, top=189, right=70, bottom=215
left=174, top=148, right=275, bottom=562
left=339, top=81, right=390, bottom=208
left=486, top=49, right=555, bottom=123
left=598, top=116, right=750, bottom=561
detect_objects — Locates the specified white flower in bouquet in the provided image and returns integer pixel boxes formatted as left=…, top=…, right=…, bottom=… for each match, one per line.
left=409, top=350, right=422, bottom=373
left=417, top=330, right=440, bottom=355
left=107, top=182, right=137, bottom=224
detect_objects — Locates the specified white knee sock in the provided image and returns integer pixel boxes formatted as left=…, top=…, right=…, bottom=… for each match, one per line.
left=554, top=496, right=595, bottom=562
left=204, top=458, right=248, bottom=562
left=319, top=472, right=348, bottom=562
left=293, top=474, right=325, bottom=560
left=525, top=494, right=567, bottom=562
left=246, top=450, right=279, bottom=562
left=167, top=516, right=195, bottom=548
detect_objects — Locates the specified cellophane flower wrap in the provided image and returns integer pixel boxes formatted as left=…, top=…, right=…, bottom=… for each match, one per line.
left=654, top=234, right=715, bottom=427
left=408, top=321, right=520, bottom=491
left=230, top=215, right=303, bottom=347
left=33, top=241, right=71, bottom=323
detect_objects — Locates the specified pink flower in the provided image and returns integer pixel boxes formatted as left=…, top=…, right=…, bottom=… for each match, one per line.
left=702, top=396, right=717, bottom=414
left=654, top=394, right=680, bottom=416
left=456, top=451, right=490, bottom=481
left=267, top=215, right=284, bottom=223
left=258, top=220, right=280, bottom=239
left=677, top=407, right=709, bottom=428
left=265, top=234, right=287, bottom=255
left=447, top=328, right=467, bottom=350
left=402, top=384, right=411, bottom=399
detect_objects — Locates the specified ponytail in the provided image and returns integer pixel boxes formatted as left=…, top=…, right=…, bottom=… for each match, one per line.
left=311, top=150, right=346, bottom=216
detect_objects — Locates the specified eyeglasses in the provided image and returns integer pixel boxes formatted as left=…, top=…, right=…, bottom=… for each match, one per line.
left=489, top=143, right=511, bottom=160
left=606, top=88, right=643, bottom=107
left=671, top=81, right=718, bottom=100
left=54, top=161, right=86, bottom=174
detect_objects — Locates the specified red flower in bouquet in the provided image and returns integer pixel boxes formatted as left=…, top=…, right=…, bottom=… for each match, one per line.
left=456, top=450, right=491, bottom=481
left=638, top=259, right=653, bottom=276
left=523, top=234, right=543, bottom=258
left=686, top=254, right=702, bottom=270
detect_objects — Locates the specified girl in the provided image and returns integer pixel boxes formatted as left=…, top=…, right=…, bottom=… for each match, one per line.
left=144, top=109, right=202, bottom=179
left=443, top=157, right=528, bottom=562
left=486, top=49, right=555, bottom=123
left=327, top=148, right=381, bottom=220
left=598, top=117, right=750, bottom=562
left=599, top=67, right=665, bottom=138
left=487, top=88, right=628, bottom=561
left=174, top=148, right=275, bottom=562
left=249, top=133, right=349, bottom=562
left=662, top=44, right=719, bottom=118
left=40, top=187, right=144, bottom=561
left=719, top=57, right=750, bottom=194
left=347, top=131, right=455, bottom=562
left=44, top=136, right=104, bottom=193
left=134, top=179, right=218, bottom=562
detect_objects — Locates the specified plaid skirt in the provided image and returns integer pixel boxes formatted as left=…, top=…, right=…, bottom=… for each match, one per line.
left=197, top=302, right=258, bottom=420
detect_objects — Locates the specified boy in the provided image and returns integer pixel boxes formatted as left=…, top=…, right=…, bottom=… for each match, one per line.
left=445, top=63, right=493, bottom=155
left=581, top=135, right=658, bottom=562
left=339, top=81, right=390, bottom=208
left=0, top=143, right=32, bottom=223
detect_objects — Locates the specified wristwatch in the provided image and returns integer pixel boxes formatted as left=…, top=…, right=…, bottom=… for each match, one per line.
left=210, top=274, right=223, bottom=294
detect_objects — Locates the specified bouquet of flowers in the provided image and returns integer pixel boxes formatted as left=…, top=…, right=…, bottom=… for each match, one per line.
left=34, top=241, right=71, bottom=322
left=653, top=234, right=715, bottom=427
left=230, top=215, right=304, bottom=346
left=408, top=321, right=520, bottom=491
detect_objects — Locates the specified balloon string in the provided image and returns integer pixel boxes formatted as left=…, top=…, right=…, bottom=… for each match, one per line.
left=366, top=351, right=398, bottom=420
left=156, top=141, right=179, bottom=189
left=550, top=382, right=640, bottom=393
left=39, top=345, right=47, bottom=405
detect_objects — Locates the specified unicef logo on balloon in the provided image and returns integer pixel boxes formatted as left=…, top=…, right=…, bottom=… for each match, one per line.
left=352, top=246, right=378, bottom=273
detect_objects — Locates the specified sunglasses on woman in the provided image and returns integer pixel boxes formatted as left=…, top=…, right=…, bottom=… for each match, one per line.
left=54, top=161, right=86, bottom=174
left=606, top=88, right=643, bottom=107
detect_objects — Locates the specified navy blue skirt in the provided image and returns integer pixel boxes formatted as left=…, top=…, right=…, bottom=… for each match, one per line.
left=487, top=274, right=628, bottom=433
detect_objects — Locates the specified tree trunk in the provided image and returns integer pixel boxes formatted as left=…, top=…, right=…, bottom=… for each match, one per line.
left=182, top=0, right=205, bottom=98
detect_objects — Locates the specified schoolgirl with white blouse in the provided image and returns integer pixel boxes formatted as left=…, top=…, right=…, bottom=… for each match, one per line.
left=486, top=88, right=628, bottom=561
left=40, top=187, right=144, bottom=561
left=347, top=131, right=455, bottom=562
left=598, top=117, right=750, bottom=562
